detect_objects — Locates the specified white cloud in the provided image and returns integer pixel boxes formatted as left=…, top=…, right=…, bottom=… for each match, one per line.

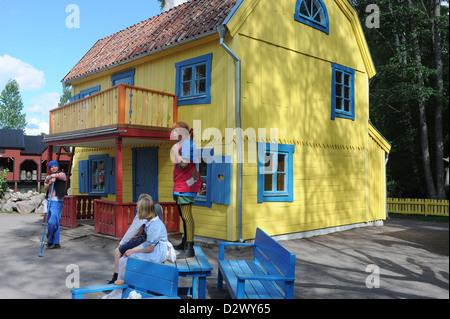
left=25, top=118, right=49, bottom=135
left=24, top=92, right=60, bottom=135
left=27, top=92, right=61, bottom=113
left=0, top=54, right=45, bottom=91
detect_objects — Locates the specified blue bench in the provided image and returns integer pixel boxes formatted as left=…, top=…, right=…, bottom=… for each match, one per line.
left=71, top=258, right=179, bottom=299
left=176, top=246, right=213, bottom=299
left=217, top=228, right=296, bottom=299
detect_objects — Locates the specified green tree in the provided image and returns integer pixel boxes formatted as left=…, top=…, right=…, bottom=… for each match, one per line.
left=58, top=87, right=72, bottom=107
left=157, top=0, right=165, bottom=10
left=0, top=169, right=9, bottom=199
left=352, top=0, right=449, bottom=199
left=0, top=79, right=27, bottom=130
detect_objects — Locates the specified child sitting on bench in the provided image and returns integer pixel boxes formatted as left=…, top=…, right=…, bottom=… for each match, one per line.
left=103, top=195, right=170, bottom=299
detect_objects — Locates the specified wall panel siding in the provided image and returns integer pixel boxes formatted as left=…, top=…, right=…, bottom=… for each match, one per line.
left=241, top=140, right=368, bottom=239
left=368, top=124, right=391, bottom=221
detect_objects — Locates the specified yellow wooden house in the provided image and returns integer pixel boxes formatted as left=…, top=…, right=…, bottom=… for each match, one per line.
left=45, top=0, right=391, bottom=241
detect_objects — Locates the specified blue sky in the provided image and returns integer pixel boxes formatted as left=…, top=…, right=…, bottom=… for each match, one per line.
left=0, top=0, right=162, bottom=135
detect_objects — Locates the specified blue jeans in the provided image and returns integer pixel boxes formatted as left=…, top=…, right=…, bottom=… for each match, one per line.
left=47, top=201, right=64, bottom=245
left=118, top=235, right=146, bottom=255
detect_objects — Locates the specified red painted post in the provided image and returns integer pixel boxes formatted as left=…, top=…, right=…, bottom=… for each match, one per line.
left=115, top=138, right=123, bottom=204
left=47, top=145, right=53, bottom=174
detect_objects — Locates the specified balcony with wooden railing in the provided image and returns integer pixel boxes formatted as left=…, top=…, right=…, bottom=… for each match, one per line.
left=48, top=84, right=178, bottom=138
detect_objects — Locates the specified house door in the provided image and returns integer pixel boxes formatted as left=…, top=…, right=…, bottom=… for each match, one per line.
left=133, top=147, right=158, bottom=202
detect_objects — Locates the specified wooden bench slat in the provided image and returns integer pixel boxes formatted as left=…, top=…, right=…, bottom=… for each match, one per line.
left=175, top=247, right=212, bottom=274
left=253, top=230, right=295, bottom=275
left=233, top=260, right=262, bottom=299
left=245, top=260, right=284, bottom=298
left=194, top=246, right=213, bottom=271
left=219, top=260, right=259, bottom=299
left=186, top=254, right=202, bottom=273
left=237, top=260, right=282, bottom=299
left=175, top=258, right=189, bottom=271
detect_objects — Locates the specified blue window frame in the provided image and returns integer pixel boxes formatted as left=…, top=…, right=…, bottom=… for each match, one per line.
left=175, top=53, right=212, bottom=106
left=294, top=0, right=329, bottom=34
left=69, top=94, right=80, bottom=103
left=195, top=148, right=213, bottom=207
left=111, top=69, right=135, bottom=86
left=70, top=85, right=101, bottom=102
left=257, top=143, right=295, bottom=203
left=194, top=148, right=232, bottom=207
left=80, top=85, right=101, bottom=99
left=78, top=155, right=115, bottom=196
left=331, top=63, right=355, bottom=121
left=90, top=155, right=107, bottom=195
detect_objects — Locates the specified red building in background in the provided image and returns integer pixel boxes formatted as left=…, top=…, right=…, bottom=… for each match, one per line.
left=0, top=129, right=71, bottom=192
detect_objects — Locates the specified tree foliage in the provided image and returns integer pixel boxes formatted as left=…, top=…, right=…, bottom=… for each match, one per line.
left=0, top=169, right=9, bottom=199
left=0, top=79, right=27, bottom=131
left=58, top=87, right=72, bottom=107
left=352, top=0, right=449, bottom=198
left=157, top=0, right=165, bottom=10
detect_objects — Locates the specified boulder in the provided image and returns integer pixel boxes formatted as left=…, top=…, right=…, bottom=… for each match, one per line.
left=1, top=191, right=46, bottom=214
left=2, top=201, right=17, bottom=212
left=3, top=192, right=11, bottom=201
left=12, top=192, right=28, bottom=201
left=16, top=201, right=36, bottom=214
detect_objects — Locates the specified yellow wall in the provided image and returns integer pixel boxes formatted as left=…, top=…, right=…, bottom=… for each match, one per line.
left=368, top=124, right=391, bottom=221
left=232, top=0, right=376, bottom=239
left=228, top=0, right=375, bottom=77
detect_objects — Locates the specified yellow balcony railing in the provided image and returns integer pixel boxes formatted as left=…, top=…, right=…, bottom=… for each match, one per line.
left=49, top=84, right=178, bottom=135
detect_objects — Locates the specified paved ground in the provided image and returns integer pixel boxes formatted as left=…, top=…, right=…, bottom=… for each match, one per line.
left=0, top=213, right=448, bottom=299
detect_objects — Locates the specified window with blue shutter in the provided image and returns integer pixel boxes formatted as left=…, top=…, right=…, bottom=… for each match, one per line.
left=111, top=69, right=135, bottom=86
left=257, top=143, right=295, bottom=203
left=195, top=149, right=212, bottom=207
left=175, top=54, right=212, bottom=106
left=331, top=63, right=355, bottom=120
left=210, top=155, right=232, bottom=205
left=78, top=155, right=115, bottom=196
left=106, top=157, right=116, bottom=194
left=195, top=149, right=231, bottom=207
left=69, top=94, right=80, bottom=103
left=90, top=155, right=107, bottom=195
left=80, top=85, right=101, bottom=99
left=78, top=160, right=89, bottom=193
left=70, top=85, right=101, bottom=103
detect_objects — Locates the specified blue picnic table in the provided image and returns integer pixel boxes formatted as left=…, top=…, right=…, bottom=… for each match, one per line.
left=175, top=246, right=212, bottom=299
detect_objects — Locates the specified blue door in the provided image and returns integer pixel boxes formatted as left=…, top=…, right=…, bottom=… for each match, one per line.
left=133, top=147, right=159, bottom=202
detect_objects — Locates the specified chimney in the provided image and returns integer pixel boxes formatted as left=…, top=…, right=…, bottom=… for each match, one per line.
left=163, top=0, right=189, bottom=11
